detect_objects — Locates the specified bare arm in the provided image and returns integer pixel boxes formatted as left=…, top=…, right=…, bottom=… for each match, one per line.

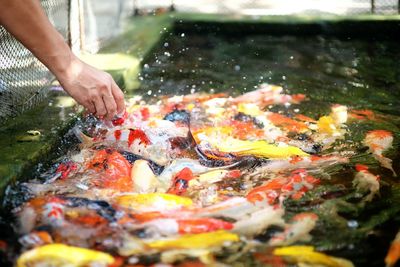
left=0, top=0, right=125, bottom=120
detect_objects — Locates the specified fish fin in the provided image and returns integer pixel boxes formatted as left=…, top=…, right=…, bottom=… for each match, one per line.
left=72, top=127, right=94, bottom=148
left=376, top=156, right=397, bottom=177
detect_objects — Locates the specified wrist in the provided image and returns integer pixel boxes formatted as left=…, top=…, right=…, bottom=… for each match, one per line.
left=50, top=50, right=82, bottom=83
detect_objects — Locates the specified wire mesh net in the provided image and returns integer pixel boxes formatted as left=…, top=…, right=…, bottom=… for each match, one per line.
left=0, top=0, right=69, bottom=123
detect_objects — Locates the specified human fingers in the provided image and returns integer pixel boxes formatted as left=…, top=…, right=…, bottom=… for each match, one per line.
left=111, top=80, right=125, bottom=114
left=102, top=93, right=117, bottom=120
left=92, top=95, right=107, bottom=118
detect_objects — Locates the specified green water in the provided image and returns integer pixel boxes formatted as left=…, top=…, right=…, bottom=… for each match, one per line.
left=138, top=33, right=400, bottom=266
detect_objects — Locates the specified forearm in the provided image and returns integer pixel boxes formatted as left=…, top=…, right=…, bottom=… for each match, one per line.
left=0, top=0, right=74, bottom=77
left=0, top=0, right=125, bottom=119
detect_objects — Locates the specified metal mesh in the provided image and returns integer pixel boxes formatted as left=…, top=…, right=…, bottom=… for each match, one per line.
left=0, top=0, right=69, bottom=123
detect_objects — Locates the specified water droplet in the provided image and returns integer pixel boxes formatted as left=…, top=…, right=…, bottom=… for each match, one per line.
left=164, top=42, right=169, bottom=47
left=147, top=90, right=152, bottom=95
left=282, top=75, right=286, bottom=80
left=164, top=52, right=171, bottom=57
left=144, top=64, right=149, bottom=69
left=180, top=33, right=185, bottom=37
left=347, top=220, right=358, bottom=228
left=234, top=65, right=240, bottom=71
left=290, top=56, right=294, bottom=60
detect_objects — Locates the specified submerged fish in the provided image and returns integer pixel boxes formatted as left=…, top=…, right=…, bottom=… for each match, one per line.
left=115, top=193, right=193, bottom=212
left=386, top=230, right=400, bottom=267
left=210, top=137, right=308, bottom=159
left=269, top=213, right=318, bottom=246
left=16, top=244, right=114, bottom=267
left=364, top=130, right=397, bottom=176
left=146, top=230, right=239, bottom=250
left=273, top=246, right=354, bottom=267
left=353, top=164, right=380, bottom=202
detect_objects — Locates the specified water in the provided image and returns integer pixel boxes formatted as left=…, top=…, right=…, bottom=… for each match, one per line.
left=1, top=33, right=400, bottom=266
left=139, top=34, right=400, bottom=117
left=137, top=33, right=400, bottom=265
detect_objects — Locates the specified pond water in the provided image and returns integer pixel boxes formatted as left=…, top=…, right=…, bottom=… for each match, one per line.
left=1, top=32, right=400, bottom=267
left=138, top=33, right=400, bottom=265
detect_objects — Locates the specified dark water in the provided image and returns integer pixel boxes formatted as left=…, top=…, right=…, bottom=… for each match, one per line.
left=139, top=34, right=400, bottom=116
left=137, top=33, right=400, bottom=266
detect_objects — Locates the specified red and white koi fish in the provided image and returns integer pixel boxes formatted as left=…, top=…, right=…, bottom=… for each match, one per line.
left=385, top=230, right=400, bottom=267
left=353, top=164, right=380, bottom=202
left=132, top=217, right=233, bottom=236
left=233, top=84, right=305, bottom=107
left=269, top=212, right=318, bottom=246
left=247, top=169, right=320, bottom=204
left=364, top=130, right=396, bottom=176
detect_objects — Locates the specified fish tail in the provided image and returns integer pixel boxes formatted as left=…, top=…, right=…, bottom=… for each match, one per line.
left=377, top=156, right=397, bottom=177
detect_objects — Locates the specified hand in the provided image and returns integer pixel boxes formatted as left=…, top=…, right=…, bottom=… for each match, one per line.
left=55, top=56, right=125, bottom=120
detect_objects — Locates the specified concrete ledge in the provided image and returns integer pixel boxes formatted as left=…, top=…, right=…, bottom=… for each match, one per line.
left=0, top=93, right=78, bottom=200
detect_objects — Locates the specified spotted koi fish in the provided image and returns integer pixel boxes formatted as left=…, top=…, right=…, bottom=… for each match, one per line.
left=353, top=164, right=380, bottom=202
left=364, top=130, right=396, bottom=176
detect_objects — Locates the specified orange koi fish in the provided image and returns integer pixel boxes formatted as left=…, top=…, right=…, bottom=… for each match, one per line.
left=364, top=130, right=396, bottom=176
left=267, top=113, right=309, bottom=133
left=386, top=230, right=400, bottom=267
left=87, top=149, right=133, bottom=191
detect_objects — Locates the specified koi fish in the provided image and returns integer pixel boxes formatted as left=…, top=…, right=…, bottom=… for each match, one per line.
left=233, top=205, right=285, bottom=237
left=273, top=246, right=354, bottom=267
left=157, top=158, right=237, bottom=185
left=233, top=84, right=305, bottom=106
left=167, top=167, right=195, bottom=195
left=19, top=231, right=53, bottom=248
left=353, top=164, right=380, bottom=202
left=146, top=230, right=239, bottom=250
left=364, top=130, right=397, bottom=176
left=385, top=230, right=400, bottom=267
left=247, top=154, right=349, bottom=178
left=16, top=244, right=114, bottom=267
left=86, top=149, right=133, bottom=192
left=247, top=169, right=320, bottom=204
left=131, top=159, right=161, bottom=193
left=269, top=213, right=318, bottom=246
left=115, top=193, right=193, bottom=212
left=135, top=217, right=233, bottom=236
left=209, top=137, right=308, bottom=159
left=267, top=112, right=309, bottom=133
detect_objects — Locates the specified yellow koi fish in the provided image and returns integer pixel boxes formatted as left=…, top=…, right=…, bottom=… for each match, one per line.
left=115, top=193, right=193, bottom=212
left=17, top=244, right=114, bottom=267
left=146, top=230, right=239, bottom=250
left=274, top=246, right=354, bottom=267
left=212, top=137, right=308, bottom=159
